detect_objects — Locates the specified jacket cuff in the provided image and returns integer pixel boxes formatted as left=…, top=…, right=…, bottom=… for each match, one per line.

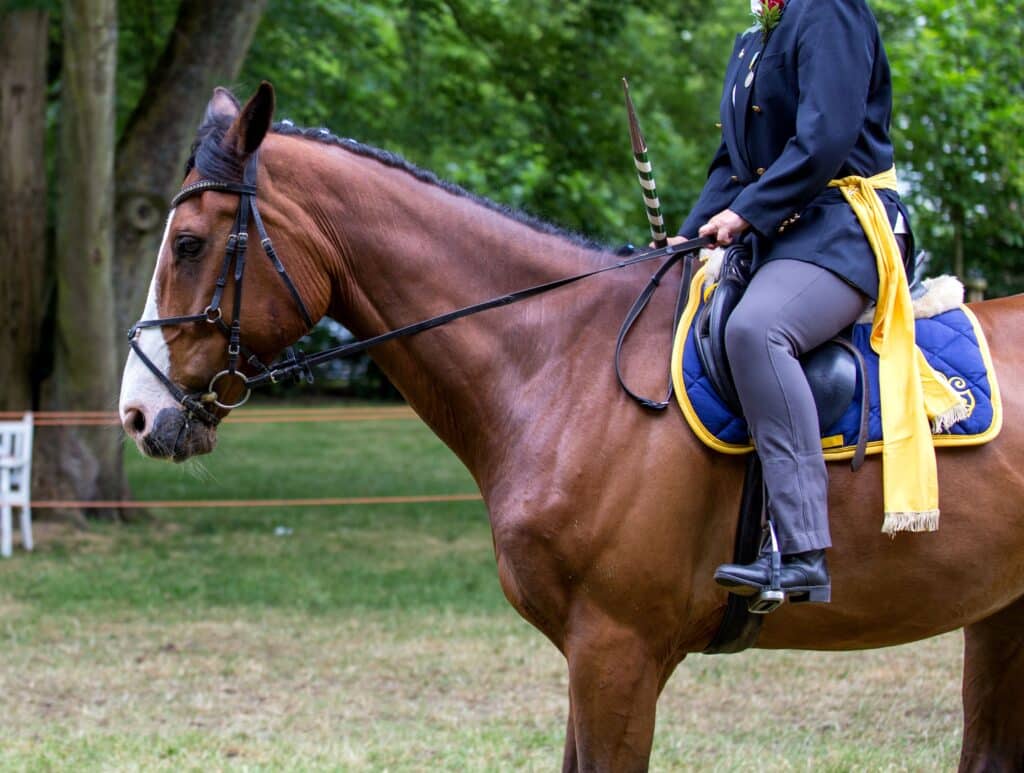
left=729, top=188, right=784, bottom=238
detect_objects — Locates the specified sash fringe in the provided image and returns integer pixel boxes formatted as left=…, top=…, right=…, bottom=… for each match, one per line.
left=931, top=401, right=972, bottom=434
left=882, top=509, right=940, bottom=535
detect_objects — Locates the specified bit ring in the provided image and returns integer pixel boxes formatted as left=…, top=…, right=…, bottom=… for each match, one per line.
left=207, top=370, right=251, bottom=410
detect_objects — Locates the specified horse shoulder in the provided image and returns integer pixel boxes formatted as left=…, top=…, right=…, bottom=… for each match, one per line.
left=481, top=414, right=733, bottom=650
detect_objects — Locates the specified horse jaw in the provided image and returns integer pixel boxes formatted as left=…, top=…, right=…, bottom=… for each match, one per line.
left=119, top=210, right=218, bottom=461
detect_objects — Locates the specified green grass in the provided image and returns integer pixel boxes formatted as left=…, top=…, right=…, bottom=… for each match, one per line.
left=0, top=410, right=964, bottom=770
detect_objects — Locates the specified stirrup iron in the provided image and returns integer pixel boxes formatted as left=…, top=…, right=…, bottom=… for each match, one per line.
left=747, top=521, right=784, bottom=615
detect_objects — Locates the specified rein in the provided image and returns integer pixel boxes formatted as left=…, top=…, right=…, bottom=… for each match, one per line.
left=129, top=156, right=712, bottom=426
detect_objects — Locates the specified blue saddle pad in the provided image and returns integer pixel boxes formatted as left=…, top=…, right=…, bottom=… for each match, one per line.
left=671, top=269, right=1002, bottom=461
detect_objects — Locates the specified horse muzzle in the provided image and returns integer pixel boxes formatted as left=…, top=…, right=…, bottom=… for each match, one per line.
left=123, top=405, right=218, bottom=462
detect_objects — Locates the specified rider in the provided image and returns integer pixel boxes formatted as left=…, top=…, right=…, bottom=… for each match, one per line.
left=668, top=0, right=915, bottom=601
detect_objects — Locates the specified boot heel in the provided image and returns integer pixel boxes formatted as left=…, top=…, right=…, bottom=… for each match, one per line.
left=788, top=586, right=831, bottom=604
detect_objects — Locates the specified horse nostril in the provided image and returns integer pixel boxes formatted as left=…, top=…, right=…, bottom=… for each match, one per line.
left=123, top=408, right=147, bottom=437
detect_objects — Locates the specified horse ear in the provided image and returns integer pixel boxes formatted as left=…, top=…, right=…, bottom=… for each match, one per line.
left=225, top=81, right=275, bottom=157
left=204, top=87, right=241, bottom=125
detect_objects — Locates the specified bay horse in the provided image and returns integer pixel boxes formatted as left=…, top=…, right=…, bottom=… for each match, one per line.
left=119, top=83, right=1024, bottom=771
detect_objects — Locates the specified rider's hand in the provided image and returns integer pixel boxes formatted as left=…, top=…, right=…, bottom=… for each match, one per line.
left=699, top=209, right=750, bottom=246
left=651, top=235, right=691, bottom=248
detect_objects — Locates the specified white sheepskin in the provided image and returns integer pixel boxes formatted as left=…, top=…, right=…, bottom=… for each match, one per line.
left=857, top=274, right=964, bottom=323
left=701, top=247, right=726, bottom=287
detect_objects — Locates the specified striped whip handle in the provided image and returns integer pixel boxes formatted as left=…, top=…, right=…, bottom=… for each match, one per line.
left=633, top=149, right=667, bottom=246
left=622, top=78, right=667, bottom=247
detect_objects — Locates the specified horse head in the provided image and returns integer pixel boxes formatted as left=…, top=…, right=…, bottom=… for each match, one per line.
left=119, top=82, right=326, bottom=461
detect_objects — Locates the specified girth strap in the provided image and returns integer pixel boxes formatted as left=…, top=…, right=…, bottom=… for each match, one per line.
left=828, top=336, right=871, bottom=472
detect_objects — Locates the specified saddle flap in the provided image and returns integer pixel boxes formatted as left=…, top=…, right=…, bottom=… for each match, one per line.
left=801, top=343, right=858, bottom=433
left=695, top=245, right=751, bottom=414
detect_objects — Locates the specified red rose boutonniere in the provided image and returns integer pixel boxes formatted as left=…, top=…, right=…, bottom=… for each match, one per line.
left=753, top=0, right=785, bottom=41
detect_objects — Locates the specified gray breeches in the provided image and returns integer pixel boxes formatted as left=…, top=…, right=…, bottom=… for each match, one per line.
left=725, top=259, right=868, bottom=554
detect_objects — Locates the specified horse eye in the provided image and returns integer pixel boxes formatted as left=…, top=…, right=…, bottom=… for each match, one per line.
left=173, top=234, right=204, bottom=261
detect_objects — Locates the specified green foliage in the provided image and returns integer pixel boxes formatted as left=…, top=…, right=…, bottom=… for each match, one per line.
left=242, top=0, right=747, bottom=244
left=875, top=0, right=1024, bottom=293
left=234, top=0, right=1022, bottom=294
left=114, top=0, right=180, bottom=136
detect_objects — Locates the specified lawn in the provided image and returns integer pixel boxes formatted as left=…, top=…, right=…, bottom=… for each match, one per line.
left=0, top=407, right=963, bottom=770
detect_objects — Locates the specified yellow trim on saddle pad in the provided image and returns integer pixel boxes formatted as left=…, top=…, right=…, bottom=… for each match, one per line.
left=670, top=266, right=1004, bottom=460
left=671, top=264, right=751, bottom=455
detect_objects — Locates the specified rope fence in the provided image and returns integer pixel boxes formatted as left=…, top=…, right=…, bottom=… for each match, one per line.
left=3, top=407, right=483, bottom=510
left=1, top=406, right=418, bottom=426
left=31, top=494, right=483, bottom=509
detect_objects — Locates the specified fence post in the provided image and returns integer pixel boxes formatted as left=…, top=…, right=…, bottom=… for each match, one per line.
left=965, top=275, right=987, bottom=304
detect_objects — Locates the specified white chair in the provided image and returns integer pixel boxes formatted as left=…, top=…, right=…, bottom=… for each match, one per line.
left=0, top=413, right=33, bottom=557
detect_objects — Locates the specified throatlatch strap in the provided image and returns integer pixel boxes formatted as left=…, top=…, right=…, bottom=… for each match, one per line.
left=251, top=204, right=314, bottom=329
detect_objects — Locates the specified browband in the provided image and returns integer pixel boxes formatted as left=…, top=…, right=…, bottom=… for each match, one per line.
left=171, top=179, right=257, bottom=208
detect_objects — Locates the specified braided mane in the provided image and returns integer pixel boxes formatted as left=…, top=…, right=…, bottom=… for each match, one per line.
left=185, top=114, right=604, bottom=251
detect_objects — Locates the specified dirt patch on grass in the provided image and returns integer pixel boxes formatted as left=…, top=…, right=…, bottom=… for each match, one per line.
left=13, top=518, right=183, bottom=557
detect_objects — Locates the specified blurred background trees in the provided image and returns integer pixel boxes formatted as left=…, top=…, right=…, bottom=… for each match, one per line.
left=0, top=0, right=1021, bottom=514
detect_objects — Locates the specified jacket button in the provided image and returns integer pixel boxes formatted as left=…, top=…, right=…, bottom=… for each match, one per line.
left=752, top=105, right=762, bottom=113
left=756, top=167, right=766, bottom=176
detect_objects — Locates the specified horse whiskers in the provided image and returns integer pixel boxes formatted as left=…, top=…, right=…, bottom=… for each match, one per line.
left=181, top=456, right=215, bottom=482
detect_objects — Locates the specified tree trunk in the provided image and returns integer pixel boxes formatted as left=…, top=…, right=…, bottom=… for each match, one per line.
left=51, top=0, right=121, bottom=517
left=0, top=10, right=48, bottom=412
left=114, top=0, right=268, bottom=341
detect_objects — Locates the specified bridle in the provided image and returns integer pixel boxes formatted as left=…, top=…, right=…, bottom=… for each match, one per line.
left=129, top=151, right=712, bottom=428
left=128, top=152, right=313, bottom=426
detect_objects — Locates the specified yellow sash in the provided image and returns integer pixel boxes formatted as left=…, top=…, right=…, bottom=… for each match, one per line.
left=829, top=168, right=967, bottom=534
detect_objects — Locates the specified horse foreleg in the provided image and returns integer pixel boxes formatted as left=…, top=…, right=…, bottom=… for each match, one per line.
left=960, top=595, right=1024, bottom=772
left=562, top=694, right=578, bottom=772
left=563, top=615, right=665, bottom=773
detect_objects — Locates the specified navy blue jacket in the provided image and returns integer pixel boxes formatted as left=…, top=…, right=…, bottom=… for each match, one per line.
left=679, top=0, right=912, bottom=298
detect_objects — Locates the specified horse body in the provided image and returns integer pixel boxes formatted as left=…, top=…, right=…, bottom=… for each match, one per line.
left=119, top=85, right=1024, bottom=771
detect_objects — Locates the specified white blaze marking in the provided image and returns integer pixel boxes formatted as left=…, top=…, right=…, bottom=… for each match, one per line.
left=119, top=210, right=179, bottom=425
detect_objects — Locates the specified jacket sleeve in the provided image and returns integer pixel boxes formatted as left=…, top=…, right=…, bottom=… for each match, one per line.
left=679, top=139, right=744, bottom=237
left=729, top=0, right=875, bottom=236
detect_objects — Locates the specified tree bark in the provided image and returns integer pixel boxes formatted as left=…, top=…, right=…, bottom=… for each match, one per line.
left=52, top=0, right=121, bottom=515
left=114, top=0, right=268, bottom=340
left=0, top=10, right=49, bottom=412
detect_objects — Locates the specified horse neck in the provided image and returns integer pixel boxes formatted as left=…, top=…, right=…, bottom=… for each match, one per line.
left=271, top=136, right=613, bottom=475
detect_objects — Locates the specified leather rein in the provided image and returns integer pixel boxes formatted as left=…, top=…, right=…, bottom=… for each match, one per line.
left=128, top=153, right=713, bottom=427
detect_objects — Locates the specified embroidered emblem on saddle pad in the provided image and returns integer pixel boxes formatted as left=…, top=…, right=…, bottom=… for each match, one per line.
left=671, top=265, right=1003, bottom=460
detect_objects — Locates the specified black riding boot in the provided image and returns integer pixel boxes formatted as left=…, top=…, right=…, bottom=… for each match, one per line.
left=714, top=549, right=831, bottom=603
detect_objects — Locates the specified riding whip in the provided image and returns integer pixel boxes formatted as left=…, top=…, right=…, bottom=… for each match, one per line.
left=622, top=77, right=667, bottom=248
